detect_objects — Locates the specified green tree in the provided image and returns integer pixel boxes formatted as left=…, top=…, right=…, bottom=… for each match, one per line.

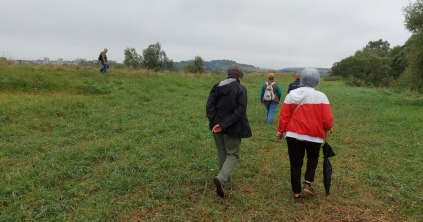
left=163, top=57, right=175, bottom=72
left=331, top=38, right=401, bottom=88
left=362, top=39, right=390, bottom=57
left=397, top=34, right=423, bottom=92
left=388, top=45, right=408, bottom=79
left=331, top=50, right=392, bottom=87
left=404, top=0, right=423, bottom=33
left=193, top=56, right=205, bottom=73
left=123, top=47, right=143, bottom=70
left=181, top=56, right=206, bottom=74
left=142, top=42, right=170, bottom=72
left=398, top=0, right=423, bottom=92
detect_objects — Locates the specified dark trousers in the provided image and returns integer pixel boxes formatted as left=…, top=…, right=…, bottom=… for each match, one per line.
left=286, top=137, right=321, bottom=194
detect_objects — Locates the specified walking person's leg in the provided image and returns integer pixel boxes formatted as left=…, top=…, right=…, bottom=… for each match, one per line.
left=286, top=137, right=306, bottom=194
left=213, top=133, right=226, bottom=172
left=100, top=61, right=105, bottom=72
left=104, top=62, right=108, bottom=73
left=266, top=102, right=278, bottom=124
left=303, top=141, right=321, bottom=194
left=213, top=133, right=240, bottom=197
left=101, top=61, right=109, bottom=73
left=264, top=102, right=271, bottom=124
left=217, top=134, right=240, bottom=188
left=213, top=132, right=226, bottom=198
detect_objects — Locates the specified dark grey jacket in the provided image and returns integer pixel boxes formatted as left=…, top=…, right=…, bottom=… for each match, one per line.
left=206, top=78, right=252, bottom=138
left=288, top=79, right=301, bottom=93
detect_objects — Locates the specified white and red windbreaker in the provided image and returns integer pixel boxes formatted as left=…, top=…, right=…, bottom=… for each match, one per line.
left=277, top=87, right=333, bottom=143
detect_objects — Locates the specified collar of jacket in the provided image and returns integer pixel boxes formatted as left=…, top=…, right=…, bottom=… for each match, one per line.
left=219, top=77, right=238, bottom=86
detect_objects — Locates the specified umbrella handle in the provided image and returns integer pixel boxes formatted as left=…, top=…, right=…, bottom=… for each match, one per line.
left=325, top=129, right=333, bottom=143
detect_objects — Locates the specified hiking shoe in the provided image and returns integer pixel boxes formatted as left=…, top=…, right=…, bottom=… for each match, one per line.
left=303, top=183, right=315, bottom=195
left=294, top=193, right=304, bottom=203
left=213, top=177, right=225, bottom=198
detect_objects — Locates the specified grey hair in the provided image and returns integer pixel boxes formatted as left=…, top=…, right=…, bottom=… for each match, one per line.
left=300, top=68, right=320, bottom=87
left=227, top=64, right=244, bottom=79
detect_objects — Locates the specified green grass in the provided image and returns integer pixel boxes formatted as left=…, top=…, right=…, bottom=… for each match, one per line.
left=0, top=64, right=422, bottom=221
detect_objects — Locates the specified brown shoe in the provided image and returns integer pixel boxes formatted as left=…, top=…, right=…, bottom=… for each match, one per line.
left=303, top=183, right=315, bottom=195
left=213, top=177, right=225, bottom=198
left=294, top=193, right=304, bottom=203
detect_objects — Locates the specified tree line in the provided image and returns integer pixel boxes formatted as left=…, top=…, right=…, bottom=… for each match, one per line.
left=123, top=42, right=205, bottom=74
left=330, top=0, right=423, bottom=93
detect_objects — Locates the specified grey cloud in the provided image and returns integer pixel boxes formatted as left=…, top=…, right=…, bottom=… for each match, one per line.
left=0, top=0, right=412, bottom=69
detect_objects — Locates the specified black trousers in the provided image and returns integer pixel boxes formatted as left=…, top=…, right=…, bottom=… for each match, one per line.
left=286, top=137, right=321, bottom=194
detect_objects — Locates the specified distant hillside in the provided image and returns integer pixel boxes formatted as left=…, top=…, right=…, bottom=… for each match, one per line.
left=174, top=59, right=270, bottom=73
left=279, top=67, right=330, bottom=76
left=174, top=59, right=330, bottom=74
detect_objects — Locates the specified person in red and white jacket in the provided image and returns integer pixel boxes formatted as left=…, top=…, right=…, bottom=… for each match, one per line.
left=275, top=67, right=333, bottom=203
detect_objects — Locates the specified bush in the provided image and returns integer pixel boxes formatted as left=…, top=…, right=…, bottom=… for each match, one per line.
left=395, top=68, right=423, bottom=93
left=345, top=75, right=366, bottom=87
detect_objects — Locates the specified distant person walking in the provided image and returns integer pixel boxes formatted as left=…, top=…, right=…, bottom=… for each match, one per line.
left=99, top=48, right=109, bottom=73
left=206, top=64, right=252, bottom=198
left=260, top=73, right=282, bottom=124
left=275, top=68, right=333, bottom=203
left=287, top=73, right=301, bottom=93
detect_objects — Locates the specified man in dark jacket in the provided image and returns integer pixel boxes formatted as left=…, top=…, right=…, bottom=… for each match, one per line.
left=288, top=73, right=301, bottom=93
left=206, top=64, right=252, bottom=198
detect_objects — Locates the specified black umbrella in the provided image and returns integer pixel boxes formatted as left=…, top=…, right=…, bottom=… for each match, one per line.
left=322, top=132, right=335, bottom=197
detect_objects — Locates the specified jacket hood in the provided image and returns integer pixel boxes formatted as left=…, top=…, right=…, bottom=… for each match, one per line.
left=217, top=78, right=238, bottom=95
left=289, top=87, right=315, bottom=103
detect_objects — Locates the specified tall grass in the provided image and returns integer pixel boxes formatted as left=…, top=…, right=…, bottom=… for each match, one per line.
left=0, top=64, right=422, bottom=221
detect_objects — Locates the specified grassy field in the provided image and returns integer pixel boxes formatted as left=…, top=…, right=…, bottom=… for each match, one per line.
left=0, top=64, right=422, bottom=221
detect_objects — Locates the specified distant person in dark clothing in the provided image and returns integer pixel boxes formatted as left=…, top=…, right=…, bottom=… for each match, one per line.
left=99, top=48, right=109, bottom=73
left=288, top=73, right=301, bottom=93
left=206, top=64, right=252, bottom=198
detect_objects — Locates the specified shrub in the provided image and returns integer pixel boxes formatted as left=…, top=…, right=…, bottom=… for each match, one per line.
left=345, top=75, right=365, bottom=87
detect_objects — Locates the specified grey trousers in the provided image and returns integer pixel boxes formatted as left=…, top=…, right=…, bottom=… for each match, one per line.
left=213, top=132, right=241, bottom=189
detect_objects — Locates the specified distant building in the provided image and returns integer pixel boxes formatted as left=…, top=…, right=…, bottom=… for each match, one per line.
left=43, top=57, right=50, bottom=64
left=58, top=58, right=63, bottom=65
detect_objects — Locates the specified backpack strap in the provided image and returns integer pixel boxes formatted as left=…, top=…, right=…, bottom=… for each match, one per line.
left=269, top=82, right=276, bottom=92
left=293, top=91, right=313, bottom=113
left=265, top=81, right=275, bottom=86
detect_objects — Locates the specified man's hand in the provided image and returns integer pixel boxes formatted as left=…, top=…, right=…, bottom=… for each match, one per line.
left=212, top=124, right=223, bottom=133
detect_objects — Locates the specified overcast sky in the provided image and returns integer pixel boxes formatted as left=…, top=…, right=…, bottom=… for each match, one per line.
left=0, top=0, right=413, bottom=69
